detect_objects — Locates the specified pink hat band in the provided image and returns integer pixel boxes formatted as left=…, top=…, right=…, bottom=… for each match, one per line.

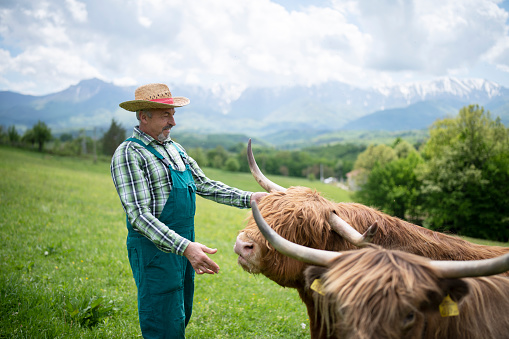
left=150, top=98, right=174, bottom=105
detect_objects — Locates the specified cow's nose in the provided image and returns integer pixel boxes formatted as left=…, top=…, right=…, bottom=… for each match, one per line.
left=234, top=236, right=255, bottom=256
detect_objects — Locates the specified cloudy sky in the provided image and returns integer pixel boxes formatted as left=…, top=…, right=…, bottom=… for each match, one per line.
left=1, top=0, right=509, bottom=99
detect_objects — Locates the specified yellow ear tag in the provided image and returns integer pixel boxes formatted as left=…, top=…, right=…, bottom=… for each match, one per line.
left=439, top=294, right=459, bottom=317
left=310, top=279, right=325, bottom=295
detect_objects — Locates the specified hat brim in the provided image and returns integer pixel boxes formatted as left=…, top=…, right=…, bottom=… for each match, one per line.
left=119, top=97, right=190, bottom=112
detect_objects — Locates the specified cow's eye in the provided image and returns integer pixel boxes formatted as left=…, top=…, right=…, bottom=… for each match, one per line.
left=402, top=311, right=415, bottom=329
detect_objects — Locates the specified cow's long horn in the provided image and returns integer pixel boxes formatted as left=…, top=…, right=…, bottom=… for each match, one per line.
left=247, top=139, right=286, bottom=192
left=430, top=252, right=509, bottom=279
left=329, top=212, right=378, bottom=247
left=252, top=201, right=341, bottom=266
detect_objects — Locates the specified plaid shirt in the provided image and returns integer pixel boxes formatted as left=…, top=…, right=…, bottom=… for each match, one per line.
left=111, top=126, right=253, bottom=255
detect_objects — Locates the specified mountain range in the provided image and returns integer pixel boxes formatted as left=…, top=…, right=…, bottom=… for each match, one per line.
left=1, top=77, right=508, bottom=146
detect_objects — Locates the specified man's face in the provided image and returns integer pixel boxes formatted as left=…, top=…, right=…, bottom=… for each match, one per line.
left=140, top=108, right=176, bottom=142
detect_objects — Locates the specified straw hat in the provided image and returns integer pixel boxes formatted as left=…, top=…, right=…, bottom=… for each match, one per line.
left=119, top=83, right=190, bottom=112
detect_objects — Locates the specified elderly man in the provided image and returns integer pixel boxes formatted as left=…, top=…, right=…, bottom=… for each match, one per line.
left=111, top=83, right=266, bottom=338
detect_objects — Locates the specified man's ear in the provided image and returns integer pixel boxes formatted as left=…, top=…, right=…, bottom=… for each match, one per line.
left=139, top=111, right=149, bottom=124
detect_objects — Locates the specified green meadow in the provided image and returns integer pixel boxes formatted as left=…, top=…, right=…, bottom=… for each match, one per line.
left=1, top=146, right=507, bottom=338
left=0, top=146, right=351, bottom=338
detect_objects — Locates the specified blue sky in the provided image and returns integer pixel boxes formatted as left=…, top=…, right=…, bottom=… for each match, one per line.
left=0, top=0, right=508, bottom=99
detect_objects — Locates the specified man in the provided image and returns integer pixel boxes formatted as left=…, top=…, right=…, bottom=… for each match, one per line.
left=111, top=83, right=266, bottom=338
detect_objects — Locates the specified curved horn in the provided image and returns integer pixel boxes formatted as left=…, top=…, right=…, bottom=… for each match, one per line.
left=247, top=139, right=286, bottom=192
left=430, top=252, right=509, bottom=279
left=252, top=201, right=341, bottom=266
left=329, top=212, right=379, bottom=247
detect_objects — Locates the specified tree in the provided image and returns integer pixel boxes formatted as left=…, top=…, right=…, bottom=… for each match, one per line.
left=32, top=121, right=52, bottom=152
left=354, top=144, right=397, bottom=170
left=59, top=133, right=74, bottom=142
left=101, top=119, right=126, bottom=156
left=7, top=125, right=20, bottom=143
left=353, top=144, right=397, bottom=188
left=207, top=146, right=228, bottom=169
left=393, top=139, right=416, bottom=159
left=224, top=157, right=240, bottom=172
left=355, top=151, right=424, bottom=220
left=0, top=126, right=5, bottom=143
left=22, top=128, right=36, bottom=148
left=188, top=147, right=208, bottom=167
left=418, top=105, right=509, bottom=241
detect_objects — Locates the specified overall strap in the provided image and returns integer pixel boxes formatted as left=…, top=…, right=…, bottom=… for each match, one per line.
left=126, top=137, right=171, bottom=167
left=171, top=142, right=190, bottom=166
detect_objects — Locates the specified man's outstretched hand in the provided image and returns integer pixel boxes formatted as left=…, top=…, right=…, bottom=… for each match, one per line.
left=250, top=192, right=268, bottom=205
left=183, top=242, right=220, bottom=275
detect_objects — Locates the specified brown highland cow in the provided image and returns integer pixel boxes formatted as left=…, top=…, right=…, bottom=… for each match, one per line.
left=234, top=140, right=509, bottom=339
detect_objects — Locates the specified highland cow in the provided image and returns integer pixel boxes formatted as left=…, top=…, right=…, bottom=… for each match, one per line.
left=234, top=140, right=509, bottom=339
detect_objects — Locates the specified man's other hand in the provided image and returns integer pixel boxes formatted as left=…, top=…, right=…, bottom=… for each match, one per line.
left=183, top=242, right=220, bottom=275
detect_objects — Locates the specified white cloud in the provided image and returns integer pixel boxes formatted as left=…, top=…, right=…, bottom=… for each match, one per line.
left=65, top=0, right=87, bottom=23
left=340, top=0, right=509, bottom=76
left=0, top=0, right=508, bottom=96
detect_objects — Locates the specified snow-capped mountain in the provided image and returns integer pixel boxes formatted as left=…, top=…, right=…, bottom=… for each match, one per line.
left=0, top=77, right=507, bottom=136
left=374, top=77, right=503, bottom=103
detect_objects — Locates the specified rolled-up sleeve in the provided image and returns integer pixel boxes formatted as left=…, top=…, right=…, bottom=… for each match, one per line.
left=187, top=155, right=253, bottom=208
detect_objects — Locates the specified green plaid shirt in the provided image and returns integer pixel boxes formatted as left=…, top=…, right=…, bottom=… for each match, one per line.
left=111, top=126, right=253, bottom=255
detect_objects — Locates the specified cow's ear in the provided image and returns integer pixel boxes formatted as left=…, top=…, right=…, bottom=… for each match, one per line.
left=439, top=278, right=469, bottom=302
left=422, top=278, right=469, bottom=311
left=304, top=265, right=328, bottom=289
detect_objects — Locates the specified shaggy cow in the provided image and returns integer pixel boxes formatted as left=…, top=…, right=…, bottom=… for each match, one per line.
left=252, top=203, right=509, bottom=339
left=234, top=140, right=509, bottom=339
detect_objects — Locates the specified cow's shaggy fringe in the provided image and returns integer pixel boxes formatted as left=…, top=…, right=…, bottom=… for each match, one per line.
left=308, top=247, right=509, bottom=339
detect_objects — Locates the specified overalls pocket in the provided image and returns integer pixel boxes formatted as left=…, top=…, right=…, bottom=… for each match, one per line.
left=127, top=247, right=141, bottom=289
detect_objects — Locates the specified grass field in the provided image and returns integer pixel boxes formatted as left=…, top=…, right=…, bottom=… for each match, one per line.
left=0, top=146, right=354, bottom=338
left=2, top=146, right=507, bottom=339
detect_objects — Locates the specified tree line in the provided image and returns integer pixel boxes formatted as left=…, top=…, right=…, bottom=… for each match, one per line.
left=0, top=119, right=127, bottom=160
left=0, top=119, right=365, bottom=179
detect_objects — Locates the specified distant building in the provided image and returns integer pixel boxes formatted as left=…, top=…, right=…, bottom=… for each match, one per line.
left=323, top=177, right=337, bottom=184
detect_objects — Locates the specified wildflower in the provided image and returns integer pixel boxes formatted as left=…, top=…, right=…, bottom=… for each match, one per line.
left=301, top=323, right=306, bottom=329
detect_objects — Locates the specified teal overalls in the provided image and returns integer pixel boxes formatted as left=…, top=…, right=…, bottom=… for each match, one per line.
left=125, top=138, right=196, bottom=339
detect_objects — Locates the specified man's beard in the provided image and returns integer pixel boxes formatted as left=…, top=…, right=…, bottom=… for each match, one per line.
left=157, top=132, right=169, bottom=142
left=157, top=127, right=171, bottom=142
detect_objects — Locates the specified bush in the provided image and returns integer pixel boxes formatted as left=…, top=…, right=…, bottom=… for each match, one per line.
left=224, top=157, right=240, bottom=172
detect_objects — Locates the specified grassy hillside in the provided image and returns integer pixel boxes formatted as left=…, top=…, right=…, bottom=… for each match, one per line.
left=0, top=146, right=351, bottom=338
